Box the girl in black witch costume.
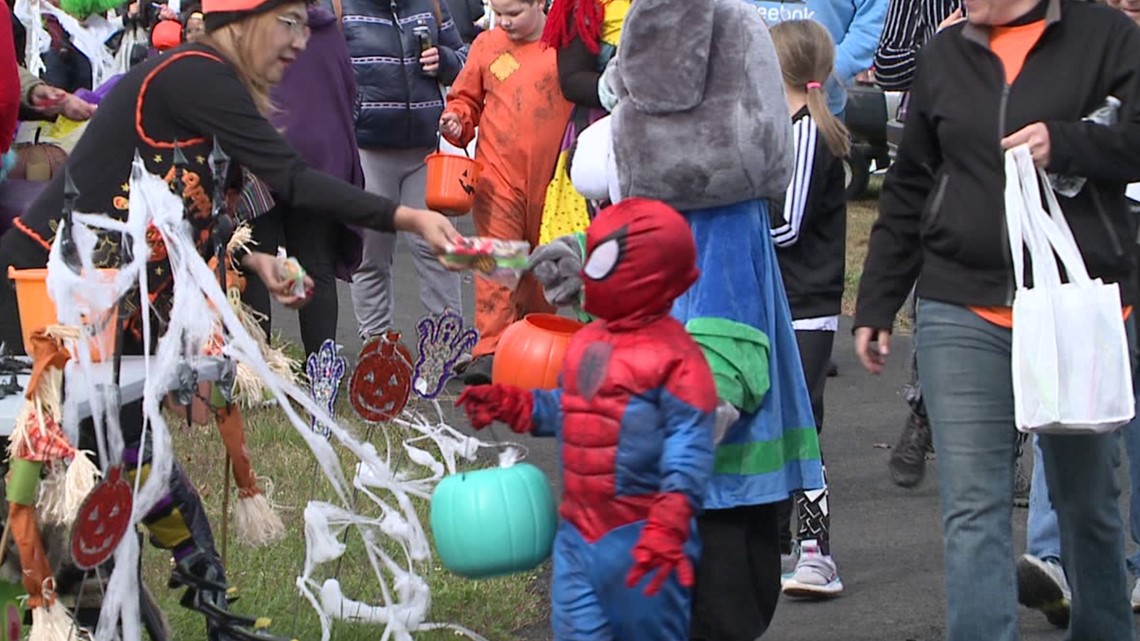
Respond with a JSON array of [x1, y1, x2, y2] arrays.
[[0, 0, 461, 636]]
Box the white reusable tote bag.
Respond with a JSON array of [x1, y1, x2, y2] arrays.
[[1006, 145, 1134, 435]]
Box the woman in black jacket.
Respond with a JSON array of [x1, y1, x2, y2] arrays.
[[0, 0, 458, 635], [854, 0, 1140, 638]]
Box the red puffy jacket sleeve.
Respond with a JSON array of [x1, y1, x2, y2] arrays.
[[0, 3, 20, 154]]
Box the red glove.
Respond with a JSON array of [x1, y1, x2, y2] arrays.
[[455, 384, 534, 433], [626, 492, 695, 596]]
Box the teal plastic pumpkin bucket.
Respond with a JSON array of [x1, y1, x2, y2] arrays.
[[430, 462, 557, 579]]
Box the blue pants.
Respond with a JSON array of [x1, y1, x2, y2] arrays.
[[916, 299, 1132, 641], [1027, 322, 1140, 578], [551, 520, 697, 641]]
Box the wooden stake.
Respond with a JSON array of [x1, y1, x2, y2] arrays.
[[0, 515, 12, 568], [220, 453, 231, 569]]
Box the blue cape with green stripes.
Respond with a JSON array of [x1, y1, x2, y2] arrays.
[[672, 198, 825, 508]]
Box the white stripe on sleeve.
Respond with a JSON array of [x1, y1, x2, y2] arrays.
[[771, 116, 818, 248]]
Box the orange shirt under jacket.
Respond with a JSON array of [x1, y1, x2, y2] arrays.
[[969, 20, 1130, 327]]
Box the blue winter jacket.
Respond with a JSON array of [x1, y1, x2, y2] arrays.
[[328, 0, 469, 150]]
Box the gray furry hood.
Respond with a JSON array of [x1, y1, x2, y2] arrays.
[[608, 0, 794, 210]]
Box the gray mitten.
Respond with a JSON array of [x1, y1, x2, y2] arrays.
[[714, 399, 740, 445], [528, 234, 584, 308]]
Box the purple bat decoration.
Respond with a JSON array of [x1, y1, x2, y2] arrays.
[[413, 309, 478, 399], [306, 339, 347, 437]]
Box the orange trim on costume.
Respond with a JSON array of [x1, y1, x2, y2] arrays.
[[970, 305, 1132, 329], [135, 51, 223, 150], [12, 217, 51, 251], [201, 0, 265, 13]]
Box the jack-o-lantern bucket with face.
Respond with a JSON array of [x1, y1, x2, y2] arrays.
[[424, 151, 482, 216], [430, 462, 557, 579]]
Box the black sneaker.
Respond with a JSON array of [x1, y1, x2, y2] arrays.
[[1013, 439, 1030, 508], [462, 355, 494, 386], [888, 409, 933, 488]]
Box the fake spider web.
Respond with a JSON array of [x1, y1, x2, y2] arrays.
[[45, 156, 524, 641]]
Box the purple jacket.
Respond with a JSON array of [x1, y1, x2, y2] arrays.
[[270, 5, 364, 279]]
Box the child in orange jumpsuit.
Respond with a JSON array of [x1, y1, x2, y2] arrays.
[[440, 0, 572, 384]]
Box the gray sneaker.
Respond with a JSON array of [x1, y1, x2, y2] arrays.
[[1017, 554, 1070, 628], [888, 409, 933, 488], [781, 540, 844, 599]]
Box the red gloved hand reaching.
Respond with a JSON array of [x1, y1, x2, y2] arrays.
[[455, 384, 534, 433], [626, 492, 695, 596]]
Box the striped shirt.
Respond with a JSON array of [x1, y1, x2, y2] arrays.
[[873, 0, 960, 91]]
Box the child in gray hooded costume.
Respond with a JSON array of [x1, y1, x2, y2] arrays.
[[531, 1, 825, 638]]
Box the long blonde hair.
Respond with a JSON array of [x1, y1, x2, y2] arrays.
[[770, 20, 850, 158], [199, 8, 291, 117]]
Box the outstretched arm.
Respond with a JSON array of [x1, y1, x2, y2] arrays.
[[442, 35, 487, 147]]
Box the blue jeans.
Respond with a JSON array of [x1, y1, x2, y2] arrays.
[[1027, 436, 1061, 561], [1027, 322, 1140, 577], [916, 299, 1132, 641], [1127, 420, 1140, 578]]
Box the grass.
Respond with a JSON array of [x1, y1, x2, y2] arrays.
[[137, 391, 548, 641], [843, 176, 912, 333]]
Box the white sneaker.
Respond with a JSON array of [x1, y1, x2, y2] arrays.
[[1131, 577, 1140, 613], [781, 540, 844, 598], [1016, 554, 1070, 628]]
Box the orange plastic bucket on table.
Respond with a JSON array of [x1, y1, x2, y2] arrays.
[[425, 151, 482, 216], [7, 266, 119, 362]]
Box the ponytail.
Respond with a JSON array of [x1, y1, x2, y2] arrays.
[[806, 82, 850, 158], [770, 20, 851, 159]]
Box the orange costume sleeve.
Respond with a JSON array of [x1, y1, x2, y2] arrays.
[[442, 28, 573, 358], [442, 37, 487, 149]]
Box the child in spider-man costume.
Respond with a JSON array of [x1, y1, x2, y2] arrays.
[[457, 197, 718, 641]]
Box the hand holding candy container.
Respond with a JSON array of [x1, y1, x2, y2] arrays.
[[441, 237, 531, 288]]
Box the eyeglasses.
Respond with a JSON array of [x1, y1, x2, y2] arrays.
[[276, 15, 311, 39]]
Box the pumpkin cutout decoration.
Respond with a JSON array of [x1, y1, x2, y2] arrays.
[[0, 580, 24, 641], [10, 143, 68, 182], [492, 314, 585, 390], [4, 604, 18, 641], [70, 465, 134, 570], [349, 331, 414, 423], [430, 462, 557, 579]]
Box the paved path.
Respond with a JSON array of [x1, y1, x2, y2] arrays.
[[270, 236, 1106, 641]]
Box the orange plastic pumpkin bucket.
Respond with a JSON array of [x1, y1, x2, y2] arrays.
[[425, 151, 481, 216], [492, 314, 585, 390], [7, 267, 119, 362]]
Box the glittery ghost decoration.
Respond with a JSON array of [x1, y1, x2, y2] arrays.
[[306, 339, 347, 437], [413, 309, 477, 399]]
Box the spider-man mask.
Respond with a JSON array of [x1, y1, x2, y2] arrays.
[[581, 198, 699, 326]]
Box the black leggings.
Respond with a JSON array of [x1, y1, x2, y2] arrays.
[[778, 329, 836, 554], [691, 502, 787, 641], [241, 204, 340, 357]]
